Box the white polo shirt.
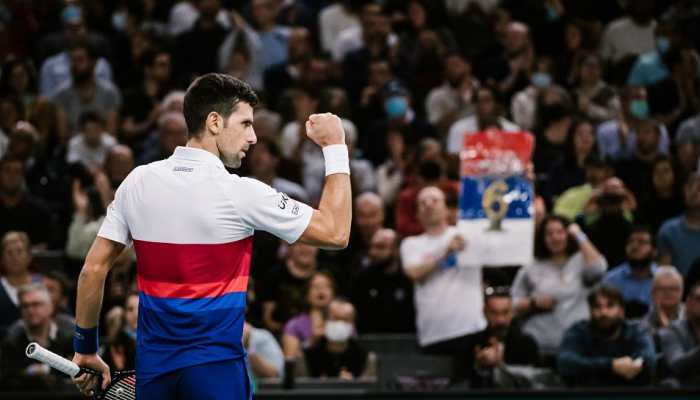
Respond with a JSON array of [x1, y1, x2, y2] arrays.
[[97, 146, 313, 382]]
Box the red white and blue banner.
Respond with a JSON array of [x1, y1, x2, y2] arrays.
[[457, 130, 535, 266]]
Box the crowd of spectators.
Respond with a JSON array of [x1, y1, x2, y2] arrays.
[[1, 0, 700, 393]]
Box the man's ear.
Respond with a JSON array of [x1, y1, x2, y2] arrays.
[[205, 111, 222, 136]]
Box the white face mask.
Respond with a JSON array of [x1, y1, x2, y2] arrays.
[[324, 320, 353, 343]]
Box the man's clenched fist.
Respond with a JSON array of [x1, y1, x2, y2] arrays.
[[305, 113, 345, 147]]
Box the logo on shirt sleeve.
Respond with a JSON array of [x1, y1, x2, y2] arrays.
[[278, 193, 290, 209]]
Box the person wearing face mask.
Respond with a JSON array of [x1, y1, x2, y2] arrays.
[[596, 86, 670, 161], [304, 299, 367, 379], [511, 56, 559, 131], [627, 21, 691, 87], [603, 227, 659, 318], [558, 285, 656, 387]]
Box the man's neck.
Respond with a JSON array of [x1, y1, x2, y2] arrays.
[[424, 223, 447, 236], [187, 136, 220, 159], [6, 272, 32, 287]]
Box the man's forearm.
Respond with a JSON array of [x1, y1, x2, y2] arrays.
[[75, 264, 110, 328], [317, 173, 352, 248]]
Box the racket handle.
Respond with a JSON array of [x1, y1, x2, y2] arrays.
[[26, 342, 81, 377]]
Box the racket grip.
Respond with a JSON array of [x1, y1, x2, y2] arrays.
[[26, 342, 81, 377]]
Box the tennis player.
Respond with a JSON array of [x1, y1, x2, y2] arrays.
[[71, 73, 351, 398]]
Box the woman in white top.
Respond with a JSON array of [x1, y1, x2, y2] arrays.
[[512, 214, 607, 354]]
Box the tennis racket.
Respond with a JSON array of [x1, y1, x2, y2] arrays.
[[25, 342, 136, 400]]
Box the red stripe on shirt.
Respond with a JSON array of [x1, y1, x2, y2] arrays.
[[133, 237, 253, 284], [138, 274, 249, 298]]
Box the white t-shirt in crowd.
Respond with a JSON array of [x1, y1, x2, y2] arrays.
[[600, 17, 656, 63], [66, 132, 117, 167], [400, 226, 486, 346]]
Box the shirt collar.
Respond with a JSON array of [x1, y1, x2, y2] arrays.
[[621, 262, 658, 278], [172, 146, 225, 170]]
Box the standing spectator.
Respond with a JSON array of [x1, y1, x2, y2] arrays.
[[49, 40, 122, 136], [659, 281, 700, 387], [173, 0, 229, 84], [0, 158, 53, 249], [596, 86, 670, 162], [425, 53, 479, 136], [352, 228, 415, 334], [282, 271, 336, 359], [0, 283, 73, 391], [319, 1, 361, 54], [572, 53, 621, 125], [558, 285, 656, 387], [65, 111, 117, 169], [400, 186, 486, 353], [259, 242, 319, 334], [657, 172, 700, 277], [512, 215, 607, 355], [455, 286, 540, 388], [637, 156, 685, 235], [640, 266, 685, 348], [0, 232, 43, 336], [447, 85, 519, 155], [603, 226, 659, 318], [600, 0, 657, 66], [304, 299, 368, 379]]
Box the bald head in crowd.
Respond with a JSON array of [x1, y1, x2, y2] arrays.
[[105, 144, 134, 188], [158, 112, 188, 157], [355, 192, 385, 245]]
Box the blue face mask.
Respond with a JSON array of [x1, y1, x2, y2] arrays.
[[531, 72, 552, 88], [123, 327, 136, 341], [384, 96, 408, 119], [112, 11, 127, 32], [656, 37, 670, 54], [629, 99, 649, 120]]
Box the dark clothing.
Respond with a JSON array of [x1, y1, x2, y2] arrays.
[[659, 319, 700, 386], [351, 263, 415, 334], [615, 157, 655, 204], [454, 326, 540, 387], [121, 85, 168, 144], [174, 19, 228, 84], [304, 338, 368, 378], [638, 193, 685, 235], [0, 284, 19, 338], [0, 195, 53, 247], [558, 320, 656, 387], [545, 158, 585, 202], [263, 63, 296, 110], [0, 321, 73, 391], [582, 213, 634, 268], [258, 264, 311, 327], [364, 117, 436, 167]]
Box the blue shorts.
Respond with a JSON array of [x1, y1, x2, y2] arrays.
[[137, 358, 251, 399]]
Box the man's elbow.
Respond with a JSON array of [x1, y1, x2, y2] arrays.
[[326, 231, 350, 250]]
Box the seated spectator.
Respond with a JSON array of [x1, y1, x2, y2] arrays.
[[249, 136, 308, 203], [0, 157, 53, 249], [282, 271, 336, 359], [553, 154, 614, 221], [455, 286, 539, 388], [318, 1, 360, 55], [572, 53, 620, 125], [532, 88, 573, 177], [259, 242, 319, 334], [641, 266, 685, 349], [558, 285, 656, 387], [104, 145, 135, 192], [596, 86, 670, 162], [600, 0, 656, 66], [304, 299, 367, 379], [546, 119, 598, 202], [604, 226, 658, 318], [65, 111, 116, 169], [49, 40, 121, 135], [400, 186, 485, 354], [615, 119, 664, 200], [102, 291, 137, 371], [244, 321, 285, 381], [447, 85, 519, 155], [512, 216, 607, 355], [637, 156, 685, 235], [0, 97, 22, 159], [65, 177, 107, 262], [657, 172, 700, 277], [337, 192, 385, 275], [136, 112, 189, 166], [510, 56, 558, 132], [580, 177, 637, 267], [659, 281, 700, 387], [42, 270, 75, 332], [425, 53, 479, 135], [352, 228, 415, 334], [264, 27, 315, 105], [0, 283, 73, 390], [249, 0, 291, 72], [627, 21, 676, 87], [0, 231, 43, 336], [375, 127, 408, 207]]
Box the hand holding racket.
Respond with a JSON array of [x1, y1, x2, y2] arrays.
[[26, 342, 136, 399]]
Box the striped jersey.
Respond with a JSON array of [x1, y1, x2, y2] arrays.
[[97, 146, 313, 383]]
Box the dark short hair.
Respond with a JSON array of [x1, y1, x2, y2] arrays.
[[43, 269, 72, 299], [587, 285, 625, 309], [78, 110, 103, 127], [69, 38, 97, 61], [534, 215, 578, 260], [627, 225, 653, 244], [484, 286, 511, 304], [183, 73, 258, 137]]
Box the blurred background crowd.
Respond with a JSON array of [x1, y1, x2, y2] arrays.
[[0, 0, 700, 394]]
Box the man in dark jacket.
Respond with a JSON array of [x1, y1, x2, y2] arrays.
[[659, 280, 700, 387]]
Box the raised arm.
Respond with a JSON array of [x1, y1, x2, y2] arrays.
[[298, 114, 352, 249]]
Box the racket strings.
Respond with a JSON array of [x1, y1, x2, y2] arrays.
[[102, 375, 136, 400]]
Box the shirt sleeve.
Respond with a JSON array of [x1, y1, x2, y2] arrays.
[[234, 177, 313, 244], [97, 172, 133, 246]]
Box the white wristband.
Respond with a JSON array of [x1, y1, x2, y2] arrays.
[[322, 144, 350, 176]]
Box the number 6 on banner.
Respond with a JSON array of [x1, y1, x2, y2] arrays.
[[25, 342, 136, 400]]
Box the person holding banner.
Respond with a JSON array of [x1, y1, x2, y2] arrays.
[[511, 215, 607, 359]]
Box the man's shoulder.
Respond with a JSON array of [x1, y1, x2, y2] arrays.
[[658, 215, 684, 235], [604, 263, 630, 282]]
